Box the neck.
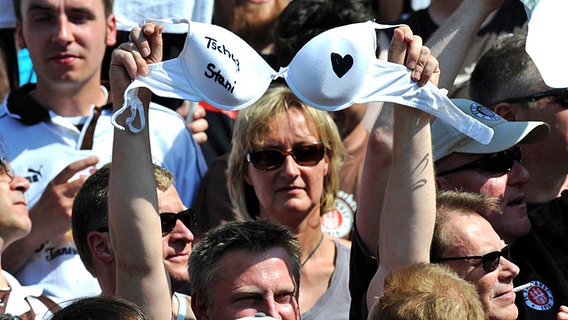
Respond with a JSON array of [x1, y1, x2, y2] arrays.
[[33, 77, 106, 117]]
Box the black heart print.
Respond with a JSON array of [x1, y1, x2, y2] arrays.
[[331, 53, 353, 78]]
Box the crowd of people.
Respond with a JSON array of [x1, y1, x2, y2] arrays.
[[0, 0, 567, 319]]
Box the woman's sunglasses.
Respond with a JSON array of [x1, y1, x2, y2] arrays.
[[433, 245, 510, 273], [98, 208, 196, 236], [437, 147, 522, 177], [246, 142, 325, 171]]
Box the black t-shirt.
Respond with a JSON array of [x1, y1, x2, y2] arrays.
[[512, 190, 568, 319]]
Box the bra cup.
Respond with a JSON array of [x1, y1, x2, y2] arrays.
[[284, 22, 377, 111], [183, 21, 276, 110]]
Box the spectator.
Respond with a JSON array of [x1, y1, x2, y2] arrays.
[[369, 263, 485, 320], [0, 0, 206, 303], [430, 190, 520, 320], [431, 99, 568, 319], [50, 295, 149, 320], [470, 32, 568, 207], [189, 220, 302, 320], [273, 0, 375, 239], [72, 163, 196, 320], [0, 138, 59, 317]]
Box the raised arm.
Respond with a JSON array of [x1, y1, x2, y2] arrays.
[[426, 0, 505, 89], [364, 27, 438, 310], [108, 22, 172, 319]]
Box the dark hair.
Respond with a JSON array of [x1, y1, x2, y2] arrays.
[[72, 163, 174, 274], [50, 295, 149, 320], [470, 31, 544, 108], [13, 0, 114, 22], [189, 220, 302, 305], [274, 0, 375, 67]]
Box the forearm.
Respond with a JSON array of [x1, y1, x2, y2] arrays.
[[426, 0, 503, 89], [110, 89, 171, 318]]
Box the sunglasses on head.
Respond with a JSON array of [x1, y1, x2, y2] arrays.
[[437, 147, 522, 177], [0, 157, 14, 181], [97, 208, 196, 236], [433, 245, 510, 273], [246, 142, 325, 171], [500, 87, 568, 108]]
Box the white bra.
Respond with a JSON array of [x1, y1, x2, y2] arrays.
[[112, 19, 493, 145]]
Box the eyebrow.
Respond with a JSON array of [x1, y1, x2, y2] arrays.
[[26, 3, 96, 18]]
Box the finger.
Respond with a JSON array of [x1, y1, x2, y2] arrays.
[[64, 174, 90, 198], [410, 45, 430, 82], [192, 132, 208, 145], [418, 56, 440, 87], [175, 101, 190, 119], [144, 23, 164, 64], [388, 27, 410, 64], [130, 26, 151, 58], [405, 35, 423, 71], [192, 104, 206, 120], [52, 156, 99, 185], [188, 118, 209, 134]]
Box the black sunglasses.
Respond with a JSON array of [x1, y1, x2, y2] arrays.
[[500, 87, 568, 107], [437, 147, 522, 177], [246, 142, 325, 171], [433, 245, 510, 273], [97, 208, 196, 236], [0, 157, 14, 181]]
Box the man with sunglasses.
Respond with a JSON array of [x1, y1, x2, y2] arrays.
[[431, 99, 568, 319], [470, 33, 568, 209], [71, 163, 197, 320]]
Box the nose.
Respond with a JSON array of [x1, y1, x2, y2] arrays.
[[280, 155, 300, 177], [169, 219, 195, 243], [53, 15, 74, 45], [507, 161, 530, 186], [500, 257, 520, 279], [12, 175, 30, 192], [258, 298, 282, 320]]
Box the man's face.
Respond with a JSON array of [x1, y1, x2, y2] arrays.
[[197, 247, 300, 320], [0, 160, 31, 247], [441, 214, 520, 320], [16, 0, 116, 88], [436, 150, 530, 243], [157, 185, 194, 292]]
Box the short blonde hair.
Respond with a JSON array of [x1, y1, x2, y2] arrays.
[[227, 85, 345, 220], [370, 263, 485, 320]]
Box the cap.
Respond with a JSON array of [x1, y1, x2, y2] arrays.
[[432, 99, 550, 161]]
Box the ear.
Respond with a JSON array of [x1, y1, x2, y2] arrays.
[[191, 293, 210, 320], [15, 20, 26, 49], [493, 102, 517, 121], [244, 168, 253, 185], [87, 231, 114, 265], [322, 155, 329, 176], [106, 14, 117, 46]]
